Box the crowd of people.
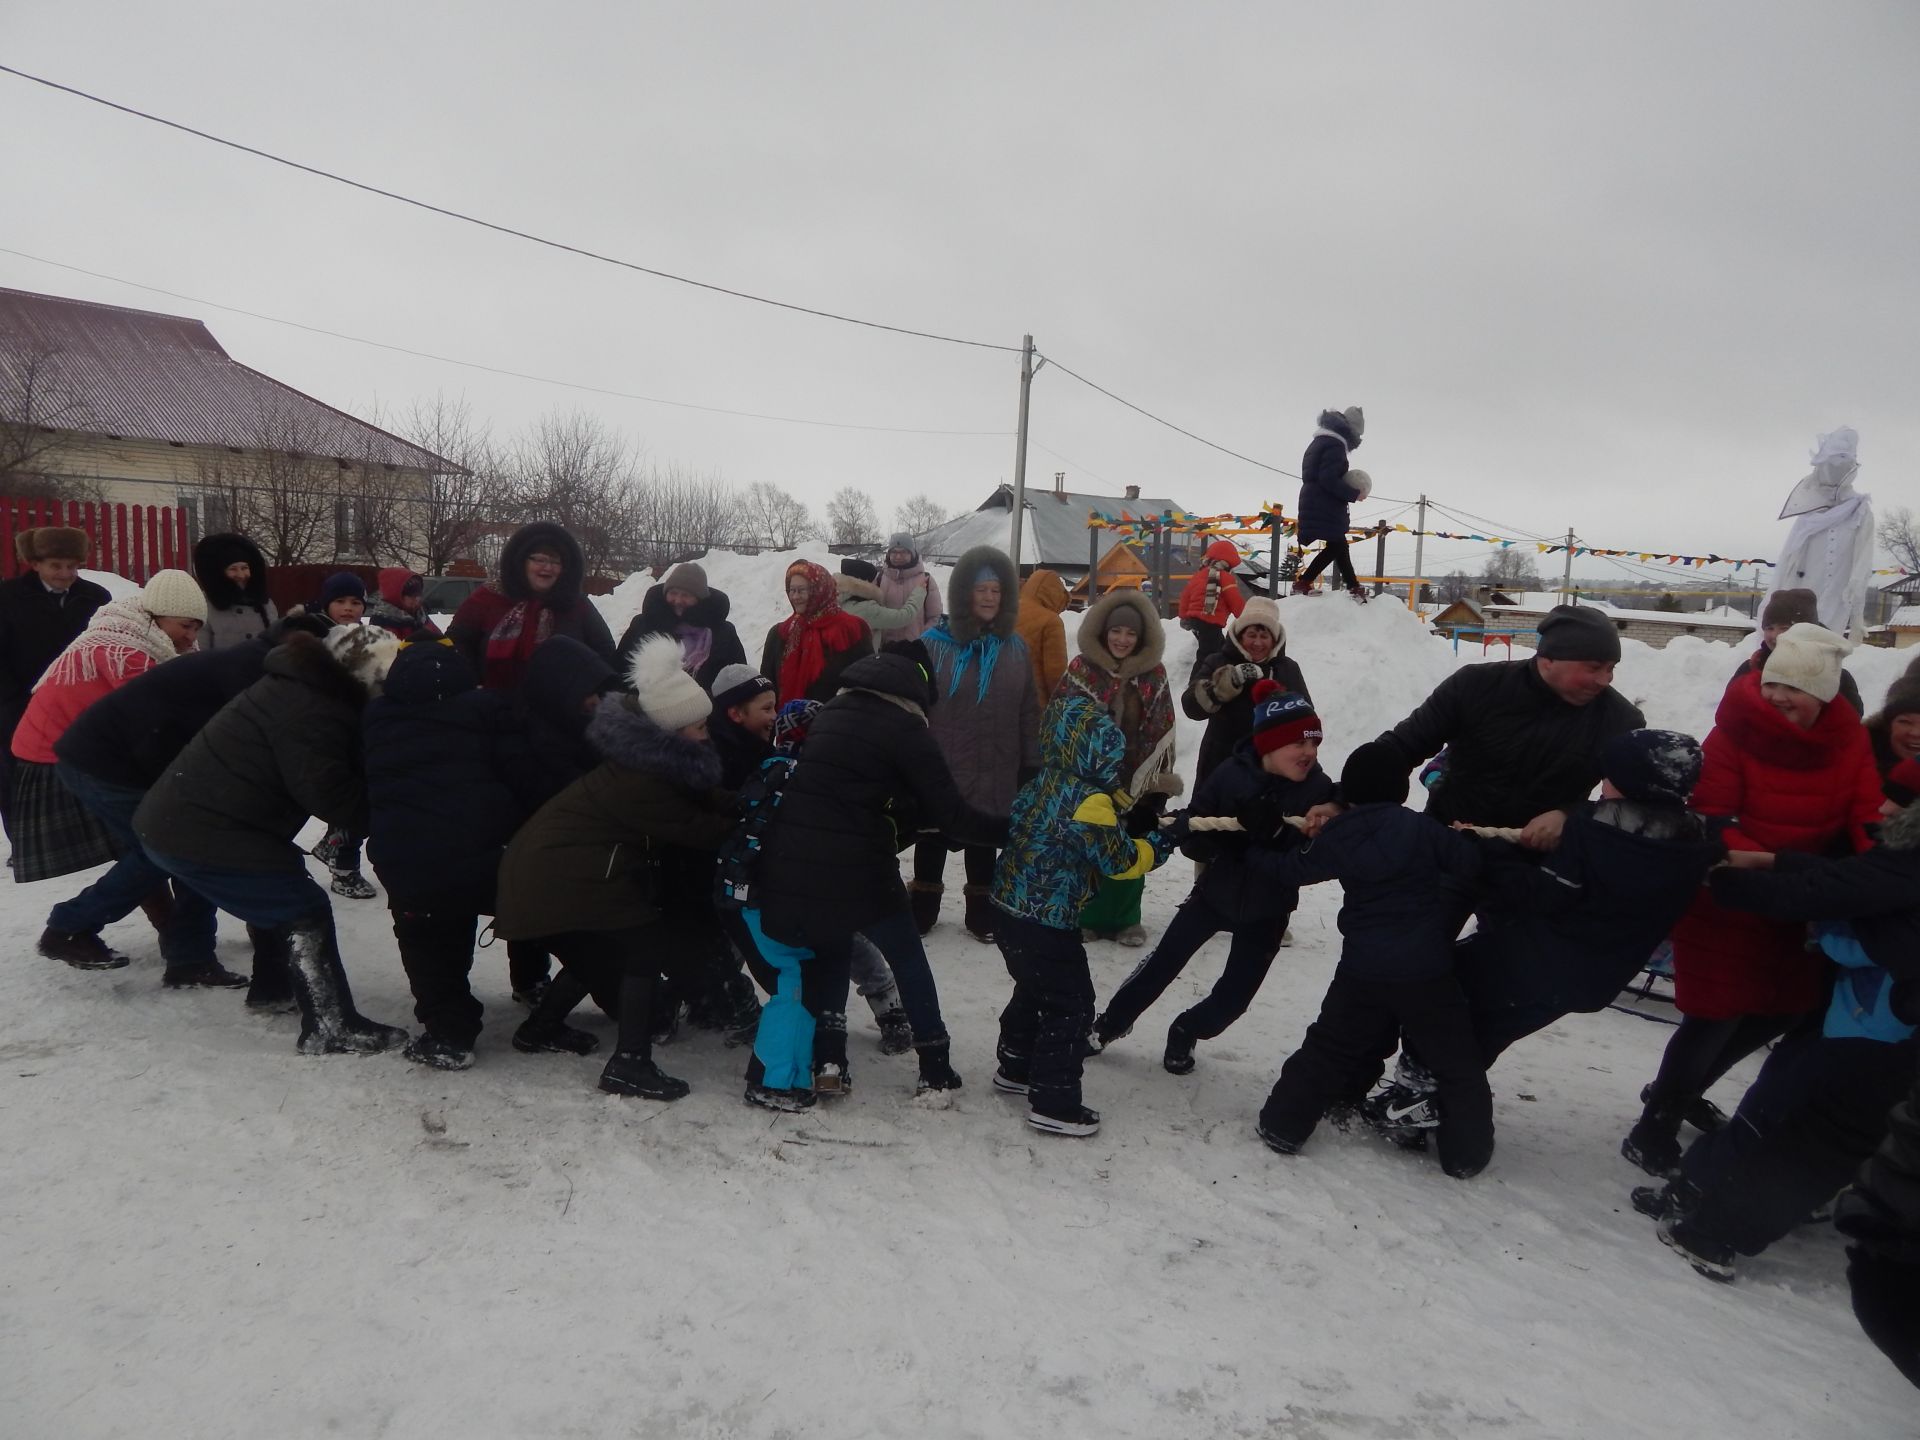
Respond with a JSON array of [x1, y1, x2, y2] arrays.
[[2, 480, 1917, 1386]]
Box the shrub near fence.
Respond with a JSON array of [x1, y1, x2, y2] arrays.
[[0, 496, 190, 585]]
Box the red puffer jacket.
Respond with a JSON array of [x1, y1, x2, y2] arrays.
[[1672, 669, 1883, 1019]]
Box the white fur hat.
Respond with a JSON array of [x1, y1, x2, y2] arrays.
[[1762, 622, 1851, 705], [139, 568, 208, 623], [323, 622, 400, 695], [627, 633, 713, 731]]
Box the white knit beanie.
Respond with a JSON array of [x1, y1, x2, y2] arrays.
[[139, 568, 209, 622], [1762, 622, 1851, 705], [627, 633, 713, 731]]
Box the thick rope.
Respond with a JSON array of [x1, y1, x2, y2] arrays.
[[1169, 815, 1524, 842]]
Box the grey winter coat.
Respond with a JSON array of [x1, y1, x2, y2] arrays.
[[921, 545, 1040, 818]]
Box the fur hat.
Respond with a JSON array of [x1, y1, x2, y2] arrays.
[[661, 562, 709, 600], [1761, 588, 1820, 630], [14, 527, 88, 565], [319, 572, 368, 608], [1763, 622, 1851, 705], [322, 622, 400, 695], [1536, 605, 1621, 663], [625, 632, 713, 731], [1882, 758, 1920, 809], [712, 662, 774, 712], [1603, 729, 1702, 806], [138, 568, 208, 623], [1339, 741, 1410, 807], [1233, 598, 1284, 647], [1249, 680, 1322, 756]]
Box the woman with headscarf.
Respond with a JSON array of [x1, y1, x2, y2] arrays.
[[760, 559, 870, 705], [1061, 590, 1179, 945], [909, 546, 1039, 942]]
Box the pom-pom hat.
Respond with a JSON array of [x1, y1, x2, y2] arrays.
[[1249, 679, 1321, 755]]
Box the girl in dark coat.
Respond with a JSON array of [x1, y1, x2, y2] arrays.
[[192, 532, 278, 650], [132, 627, 408, 1055], [1292, 406, 1370, 600], [447, 522, 616, 692], [754, 646, 1004, 1098], [613, 562, 747, 690], [1182, 599, 1312, 788], [760, 559, 870, 704], [495, 635, 734, 1101]]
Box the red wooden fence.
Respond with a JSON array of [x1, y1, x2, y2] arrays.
[[0, 497, 191, 585]]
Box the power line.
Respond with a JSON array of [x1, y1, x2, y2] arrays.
[[1037, 352, 1300, 480], [0, 65, 1021, 355], [0, 246, 1013, 438]]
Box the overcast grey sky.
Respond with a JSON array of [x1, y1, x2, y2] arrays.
[[4, 2, 1916, 586]]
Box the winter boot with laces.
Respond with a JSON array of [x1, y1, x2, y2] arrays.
[[599, 1051, 690, 1100], [909, 880, 943, 936], [513, 967, 599, 1054], [962, 885, 997, 943], [1658, 1215, 1736, 1282], [329, 867, 378, 900], [38, 927, 129, 970], [162, 960, 249, 989]]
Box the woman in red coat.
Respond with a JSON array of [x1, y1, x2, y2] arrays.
[[1623, 624, 1883, 1175]]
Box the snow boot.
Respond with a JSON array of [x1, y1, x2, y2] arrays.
[[813, 1060, 852, 1098], [1027, 1102, 1101, 1137], [245, 925, 295, 1011], [162, 960, 249, 989], [1163, 1021, 1197, 1075], [991, 1068, 1030, 1096], [909, 880, 943, 936], [404, 1032, 476, 1071], [874, 1008, 914, 1056], [914, 1040, 962, 1096], [744, 1082, 816, 1113], [38, 927, 128, 971], [1631, 1179, 1703, 1222], [329, 867, 377, 900], [1290, 579, 1314, 597], [1090, 1012, 1129, 1052], [310, 828, 346, 869], [1622, 1104, 1685, 1177], [1116, 923, 1148, 947], [1641, 1083, 1726, 1136], [1347, 585, 1370, 604], [1658, 1216, 1735, 1282], [1257, 1120, 1302, 1156], [599, 1051, 690, 1101], [285, 915, 407, 1055], [962, 884, 997, 943], [513, 967, 597, 1053]]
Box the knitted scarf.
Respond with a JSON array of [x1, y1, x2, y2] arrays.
[[1204, 565, 1222, 618], [774, 562, 866, 701], [33, 597, 179, 691]]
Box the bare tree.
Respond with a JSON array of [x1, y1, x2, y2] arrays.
[[1480, 547, 1543, 592], [825, 486, 881, 547], [1438, 569, 1471, 603], [893, 493, 951, 540], [0, 340, 105, 501], [1879, 506, 1920, 575], [739, 481, 815, 549], [375, 395, 505, 575], [508, 410, 641, 577], [191, 402, 343, 565], [626, 464, 740, 573]]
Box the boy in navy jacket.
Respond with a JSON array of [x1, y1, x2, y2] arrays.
[[1094, 682, 1334, 1073], [1255, 742, 1493, 1177]]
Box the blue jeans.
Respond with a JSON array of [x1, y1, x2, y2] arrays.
[[49, 765, 218, 969], [140, 848, 333, 932]]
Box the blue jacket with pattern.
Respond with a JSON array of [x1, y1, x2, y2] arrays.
[[991, 692, 1173, 930]]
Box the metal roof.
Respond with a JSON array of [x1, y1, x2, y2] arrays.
[[0, 286, 461, 473], [917, 483, 1196, 569]]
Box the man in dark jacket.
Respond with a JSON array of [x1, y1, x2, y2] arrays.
[[756, 646, 1004, 1096], [133, 627, 408, 1056], [365, 640, 543, 1070], [1374, 604, 1645, 846], [1094, 683, 1335, 1071], [446, 522, 615, 691], [1255, 743, 1493, 1178], [1182, 599, 1311, 787], [613, 562, 747, 692], [1293, 406, 1369, 599], [0, 526, 110, 844]]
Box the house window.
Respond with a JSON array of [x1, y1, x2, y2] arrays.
[[334, 498, 374, 560], [183, 492, 235, 541]]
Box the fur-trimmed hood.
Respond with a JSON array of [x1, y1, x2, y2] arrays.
[[1315, 409, 1361, 450], [261, 630, 381, 711], [587, 698, 724, 789], [944, 544, 1020, 643], [193, 532, 270, 609], [1076, 588, 1166, 679], [499, 522, 589, 607], [1881, 798, 1920, 852]]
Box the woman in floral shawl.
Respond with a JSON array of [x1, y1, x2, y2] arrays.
[[760, 560, 871, 705], [1062, 588, 1178, 945]]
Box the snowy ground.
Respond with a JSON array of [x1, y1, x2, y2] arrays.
[[2, 556, 1912, 1438]]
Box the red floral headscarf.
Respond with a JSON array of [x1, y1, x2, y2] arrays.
[[775, 561, 867, 702]]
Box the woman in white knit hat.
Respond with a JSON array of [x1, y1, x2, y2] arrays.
[[9, 569, 224, 976]]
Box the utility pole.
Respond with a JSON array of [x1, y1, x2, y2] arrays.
[[1373, 521, 1388, 598], [1561, 527, 1576, 602], [1007, 335, 1039, 572], [1410, 494, 1428, 612]]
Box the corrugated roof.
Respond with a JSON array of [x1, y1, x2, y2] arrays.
[[0, 287, 460, 473], [918, 483, 1196, 569]]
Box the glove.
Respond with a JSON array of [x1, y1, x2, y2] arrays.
[[1158, 810, 1191, 845], [1123, 792, 1168, 836], [1847, 1247, 1920, 1387]]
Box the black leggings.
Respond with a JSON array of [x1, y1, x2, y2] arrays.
[[1647, 1013, 1800, 1110], [1299, 536, 1358, 590]]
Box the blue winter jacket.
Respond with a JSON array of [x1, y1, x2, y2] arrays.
[[1819, 925, 1916, 1044], [1269, 802, 1483, 981], [991, 692, 1173, 931], [1184, 745, 1336, 923], [1295, 410, 1364, 546]]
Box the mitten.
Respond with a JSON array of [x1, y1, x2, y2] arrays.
[[1123, 792, 1169, 837], [1211, 664, 1247, 700]]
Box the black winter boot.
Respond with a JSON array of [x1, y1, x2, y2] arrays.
[[37, 927, 129, 971], [244, 925, 295, 1011], [1163, 1021, 1197, 1076], [285, 916, 407, 1055], [962, 885, 997, 943], [915, 1040, 962, 1097], [513, 967, 599, 1054], [1622, 1102, 1686, 1177], [598, 971, 688, 1099], [909, 881, 943, 936]]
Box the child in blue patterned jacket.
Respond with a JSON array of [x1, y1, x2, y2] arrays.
[[989, 691, 1185, 1136]]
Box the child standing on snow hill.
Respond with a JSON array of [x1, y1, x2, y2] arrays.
[[1093, 682, 1334, 1072], [990, 692, 1185, 1137], [1292, 405, 1371, 600], [1176, 538, 1246, 646], [1254, 741, 1492, 1177]]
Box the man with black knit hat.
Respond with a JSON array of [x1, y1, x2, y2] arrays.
[[1373, 603, 1644, 849]]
